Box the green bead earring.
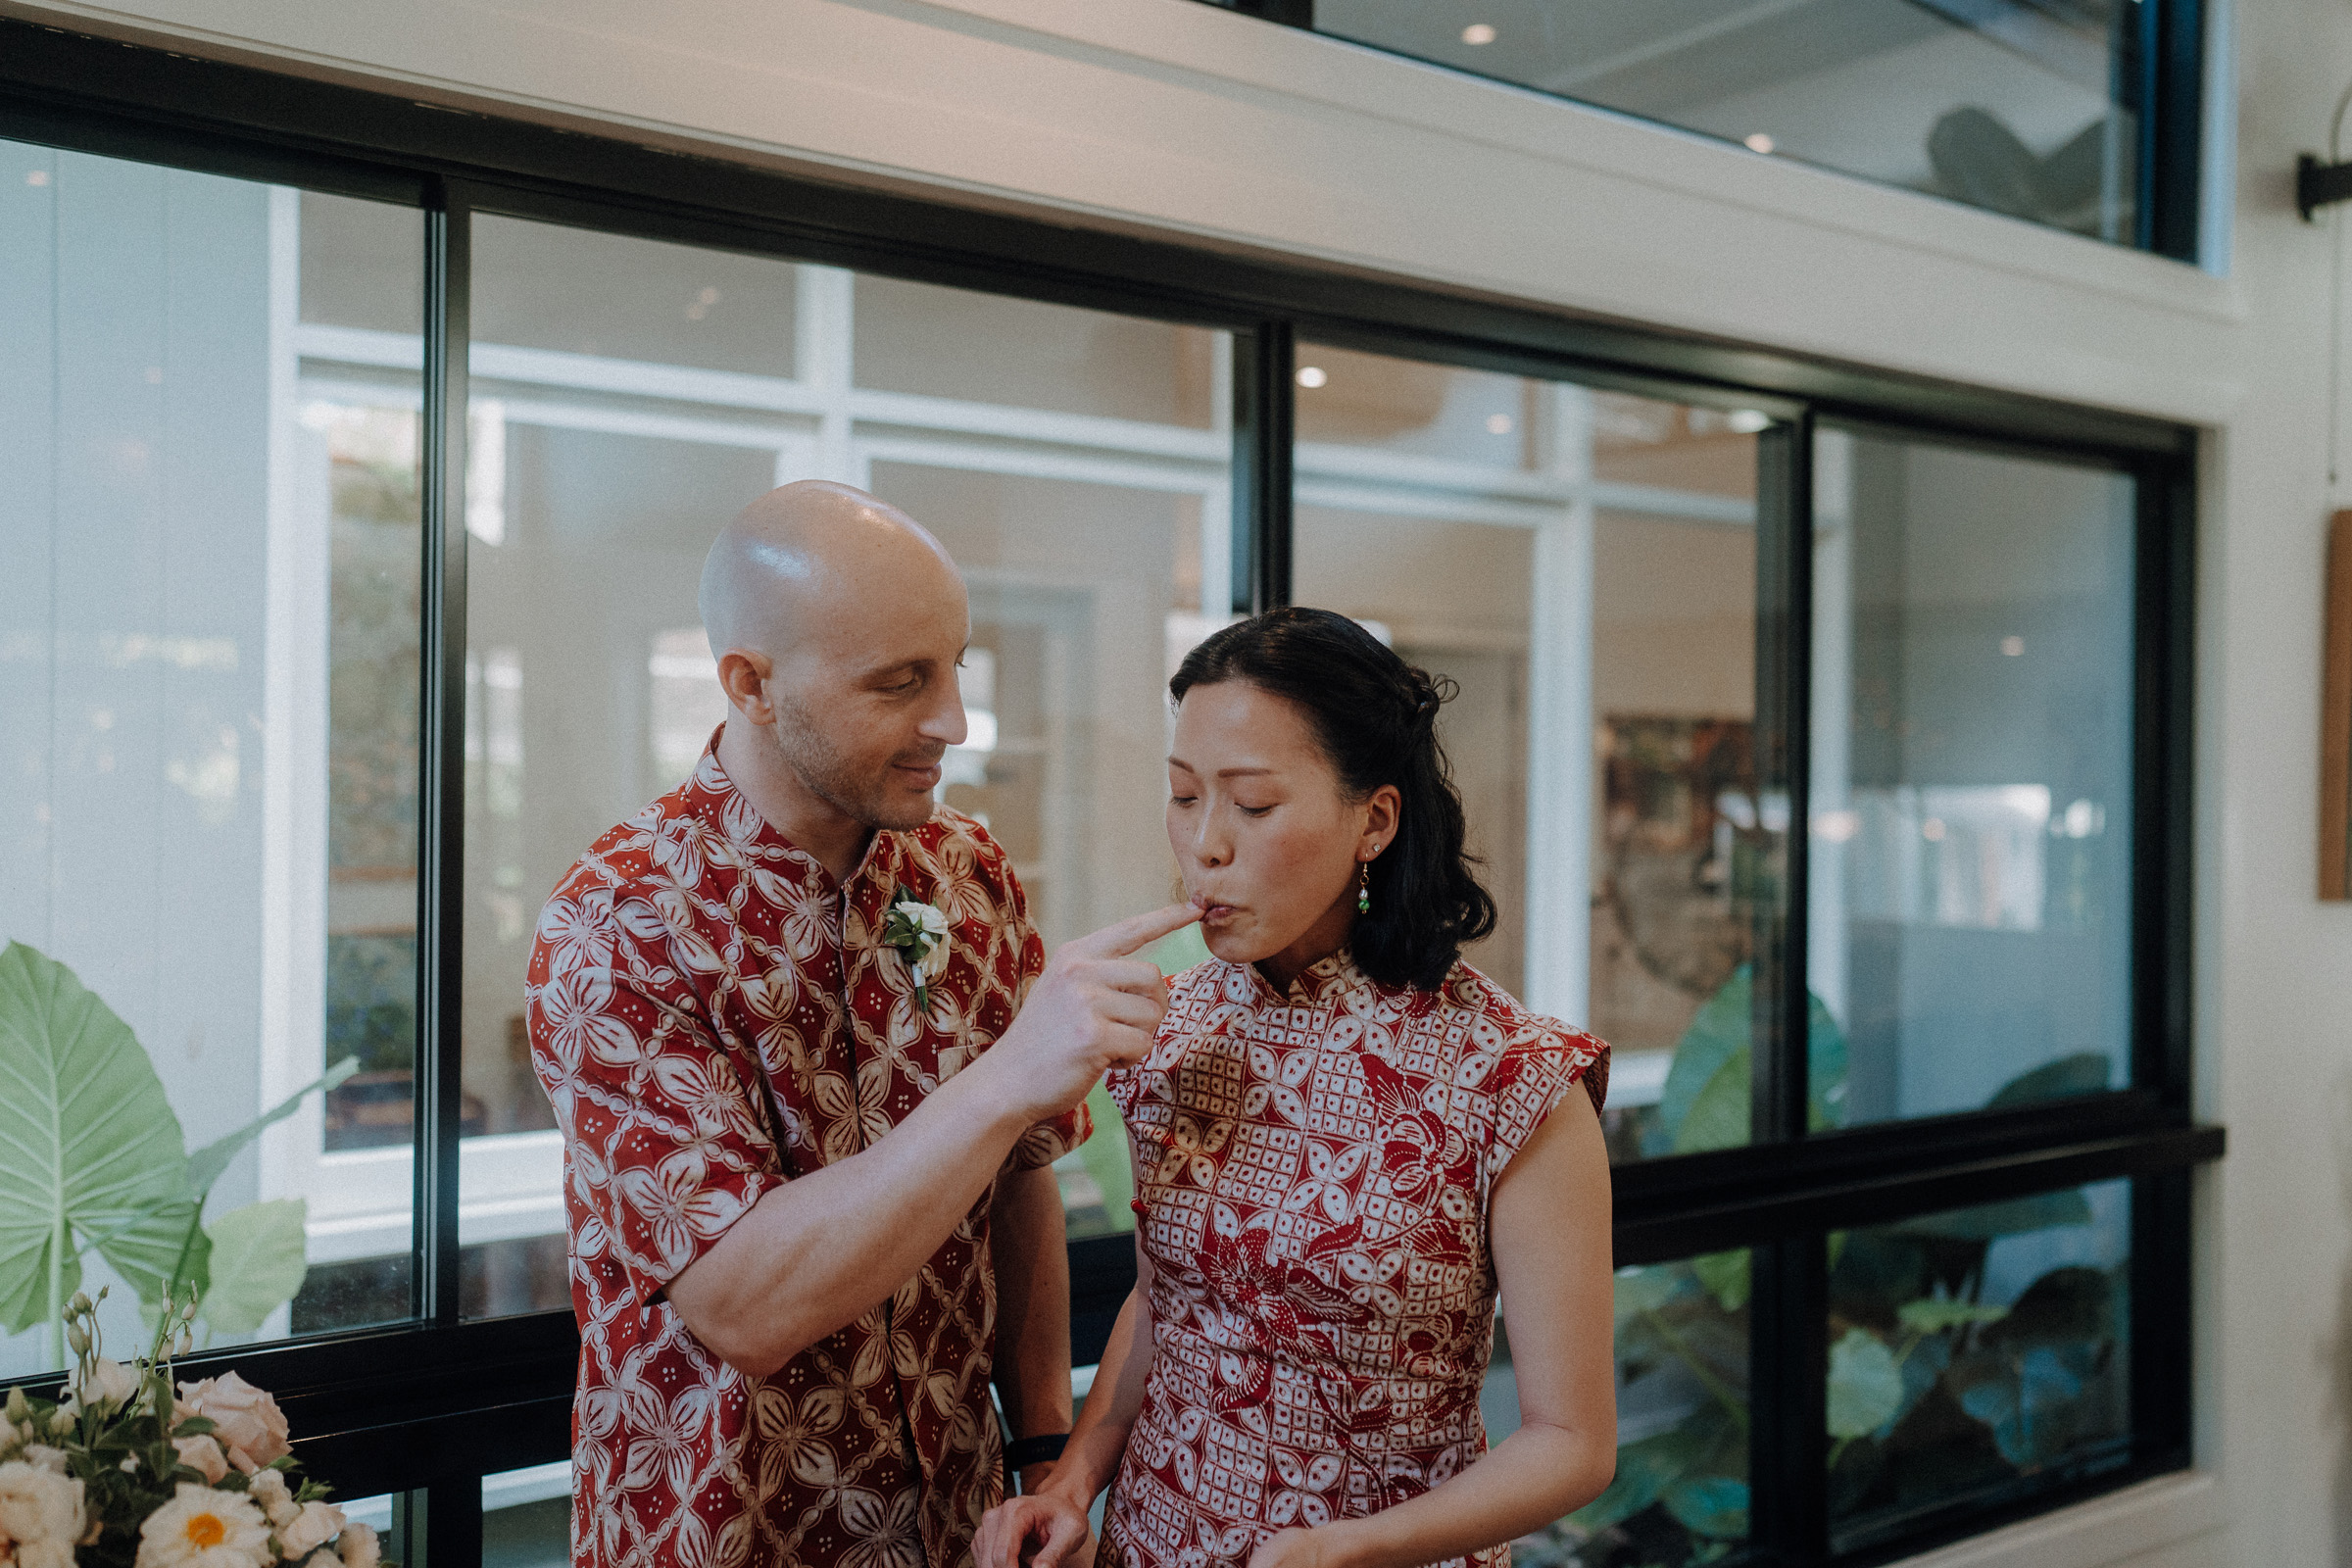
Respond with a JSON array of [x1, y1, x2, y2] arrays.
[[1356, 860, 1372, 915]]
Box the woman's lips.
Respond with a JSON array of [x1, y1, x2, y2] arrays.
[[1195, 898, 1239, 923]]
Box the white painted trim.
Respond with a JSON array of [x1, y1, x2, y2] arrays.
[[1523, 384, 1596, 1026]]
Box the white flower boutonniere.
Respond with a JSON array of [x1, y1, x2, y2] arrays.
[[881, 886, 954, 1015]]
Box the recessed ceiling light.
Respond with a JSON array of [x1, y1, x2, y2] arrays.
[[2001, 635, 2026, 657], [25, 170, 50, 187], [1744, 132, 1777, 154], [1296, 366, 1328, 389], [1486, 414, 1514, 434], [1727, 410, 1770, 434], [1462, 23, 1497, 45]]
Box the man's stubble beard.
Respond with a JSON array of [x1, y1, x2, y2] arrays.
[[770, 691, 937, 833]]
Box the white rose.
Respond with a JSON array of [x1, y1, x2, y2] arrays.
[[134, 1482, 271, 1568], [273, 1501, 344, 1560], [19, 1446, 67, 1476], [0, 1459, 85, 1546], [336, 1521, 379, 1568], [59, 1357, 140, 1415], [19, 1538, 75, 1568], [246, 1469, 295, 1527]]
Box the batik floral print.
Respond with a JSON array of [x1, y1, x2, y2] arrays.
[[1101, 954, 1607, 1568], [528, 740, 1085, 1568]]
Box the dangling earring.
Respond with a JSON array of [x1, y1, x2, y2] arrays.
[[1356, 860, 1372, 915]]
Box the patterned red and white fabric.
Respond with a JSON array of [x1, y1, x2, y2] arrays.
[[1100, 953, 1607, 1568], [527, 740, 1086, 1568]]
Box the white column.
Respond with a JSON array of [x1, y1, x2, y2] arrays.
[[1523, 384, 1594, 1025], [796, 264, 858, 483], [1808, 427, 1854, 1028], [257, 186, 332, 1230]]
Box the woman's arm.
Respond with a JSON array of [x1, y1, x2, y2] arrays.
[[975, 1238, 1161, 1568], [992, 1164, 1076, 1495], [1252, 1090, 1618, 1568]]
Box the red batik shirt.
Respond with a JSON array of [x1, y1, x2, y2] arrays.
[[527, 742, 1086, 1568], [1100, 953, 1606, 1568]]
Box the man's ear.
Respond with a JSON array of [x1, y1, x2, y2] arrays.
[[715, 649, 774, 723]]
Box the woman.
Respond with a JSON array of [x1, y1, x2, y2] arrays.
[[977, 608, 1617, 1568]]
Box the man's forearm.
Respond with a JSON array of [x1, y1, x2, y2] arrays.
[[665, 1054, 1036, 1377], [991, 1163, 1074, 1487]]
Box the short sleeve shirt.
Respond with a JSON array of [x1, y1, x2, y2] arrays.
[[1098, 952, 1605, 1568], [527, 743, 1087, 1568]]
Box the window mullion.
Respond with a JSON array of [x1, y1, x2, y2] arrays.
[[1232, 322, 1295, 613], [416, 183, 473, 1327]]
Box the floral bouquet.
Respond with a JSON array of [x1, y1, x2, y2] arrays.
[[0, 1289, 389, 1568]]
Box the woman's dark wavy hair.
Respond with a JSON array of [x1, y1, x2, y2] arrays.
[[1170, 607, 1496, 992]]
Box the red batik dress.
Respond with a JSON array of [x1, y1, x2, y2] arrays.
[[526, 741, 1086, 1568], [1099, 952, 1607, 1568]]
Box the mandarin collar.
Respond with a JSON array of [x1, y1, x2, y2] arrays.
[[1226, 948, 1370, 1010]]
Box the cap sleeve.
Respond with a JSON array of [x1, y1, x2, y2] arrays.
[[1483, 1024, 1610, 1182]]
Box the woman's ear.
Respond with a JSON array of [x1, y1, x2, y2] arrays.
[[715, 648, 775, 723], [1361, 783, 1403, 858]]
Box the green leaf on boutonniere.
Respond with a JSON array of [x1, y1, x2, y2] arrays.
[[880, 885, 954, 1016]]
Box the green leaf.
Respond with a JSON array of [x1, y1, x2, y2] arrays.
[[1655, 968, 1749, 1148], [1661, 1475, 1750, 1540], [1674, 1048, 1751, 1154], [194, 1200, 309, 1339], [184, 1057, 361, 1199], [0, 943, 196, 1333], [1691, 1250, 1751, 1312], [1985, 1052, 2112, 1109], [1612, 1263, 1683, 1329], [1897, 1189, 2092, 1241], [1897, 1297, 2011, 1336], [1827, 1328, 1904, 1438]]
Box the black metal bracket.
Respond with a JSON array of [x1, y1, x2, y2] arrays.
[[2299, 153, 2352, 220]]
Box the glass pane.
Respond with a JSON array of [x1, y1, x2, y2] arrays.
[[0, 144, 421, 1367], [860, 459, 1212, 1244], [854, 274, 1221, 427], [1828, 1181, 2132, 1544], [1500, 1250, 1752, 1566], [1314, 0, 2147, 247], [464, 216, 795, 1316], [1808, 427, 2133, 1124], [471, 216, 798, 376], [1292, 347, 1766, 1164], [484, 1461, 572, 1568], [465, 222, 1232, 1276]]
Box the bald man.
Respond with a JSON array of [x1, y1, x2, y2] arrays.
[[527, 482, 1197, 1568]]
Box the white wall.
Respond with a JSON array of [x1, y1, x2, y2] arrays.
[[7, 0, 2349, 1561]]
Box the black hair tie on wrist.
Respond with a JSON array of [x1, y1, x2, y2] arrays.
[[1004, 1434, 1068, 1470]]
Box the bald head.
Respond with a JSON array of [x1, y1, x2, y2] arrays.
[[700, 480, 962, 663]]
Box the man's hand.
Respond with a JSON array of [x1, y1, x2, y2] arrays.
[[976, 904, 1200, 1125], [975, 1489, 1094, 1568]]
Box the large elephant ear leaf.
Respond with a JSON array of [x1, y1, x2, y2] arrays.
[[0, 943, 193, 1333]]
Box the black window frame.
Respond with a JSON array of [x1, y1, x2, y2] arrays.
[[0, 19, 2219, 1566], [1195, 0, 2208, 264]]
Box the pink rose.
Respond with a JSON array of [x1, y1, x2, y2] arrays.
[[170, 1433, 229, 1484], [173, 1373, 290, 1473]]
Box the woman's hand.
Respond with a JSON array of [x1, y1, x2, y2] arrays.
[[974, 1490, 1094, 1568], [1246, 1527, 1344, 1568]]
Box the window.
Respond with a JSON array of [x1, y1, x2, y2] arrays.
[[1206, 0, 2204, 258], [0, 21, 2212, 1567]]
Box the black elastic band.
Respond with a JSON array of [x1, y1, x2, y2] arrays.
[[1004, 1434, 1068, 1470]]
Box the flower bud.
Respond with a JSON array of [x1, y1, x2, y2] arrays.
[[67, 1293, 91, 1317], [66, 1325, 89, 1357], [4, 1388, 27, 1424]]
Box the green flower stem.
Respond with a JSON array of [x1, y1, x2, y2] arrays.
[[1641, 1306, 1750, 1436]]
